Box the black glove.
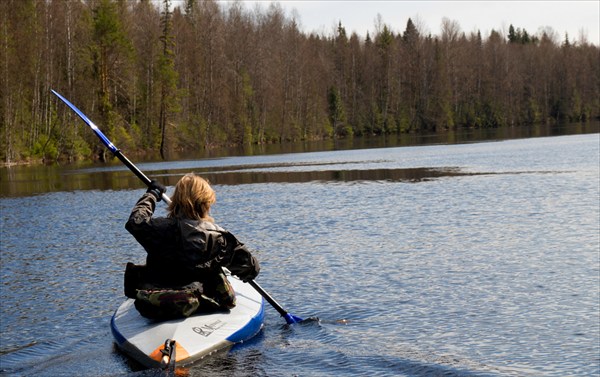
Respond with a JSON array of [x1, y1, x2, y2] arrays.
[[146, 180, 166, 201], [233, 255, 260, 283], [228, 249, 260, 283], [221, 232, 260, 282]]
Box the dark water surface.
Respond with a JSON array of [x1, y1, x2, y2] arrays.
[[1, 132, 599, 376]]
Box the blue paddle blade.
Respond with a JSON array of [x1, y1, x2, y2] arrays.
[[51, 90, 118, 154], [283, 313, 304, 324], [248, 280, 305, 325]]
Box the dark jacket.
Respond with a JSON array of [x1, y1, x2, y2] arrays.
[[125, 193, 259, 287]]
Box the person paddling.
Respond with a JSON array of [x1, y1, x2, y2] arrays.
[[124, 173, 260, 319]]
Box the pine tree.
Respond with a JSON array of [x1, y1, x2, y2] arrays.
[[328, 86, 348, 137], [158, 0, 180, 159], [91, 0, 132, 160]]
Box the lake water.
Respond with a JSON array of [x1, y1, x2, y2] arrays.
[[1, 132, 599, 376]]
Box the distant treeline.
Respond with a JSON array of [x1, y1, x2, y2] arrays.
[[1, 0, 599, 163]]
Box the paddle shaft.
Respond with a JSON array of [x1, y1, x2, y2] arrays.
[[248, 280, 303, 324], [248, 280, 288, 317]]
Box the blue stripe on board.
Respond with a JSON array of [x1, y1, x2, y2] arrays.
[[226, 300, 265, 343], [110, 313, 127, 345]]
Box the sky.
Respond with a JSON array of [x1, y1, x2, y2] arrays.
[[214, 0, 600, 45]]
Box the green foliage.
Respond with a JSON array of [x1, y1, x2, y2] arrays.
[[327, 86, 348, 136], [397, 109, 411, 133], [403, 18, 419, 44], [32, 135, 59, 161], [386, 113, 397, 134], [524, 97, 542, 125], [113, 123, 136, 151], [437, 99, 455, 130], [91, 0, 134, 125], [370, 102, 384, 134], [157, 0, 182, 157], [508, 25, 539, 45], [243, 122, 254, 145], [569, 90, 594, 122], [91, 0, 132, 67], [322, 119, 334, 139], [480, 101, 505, 128], [461, 102, 481, 128], [72, 138, 93, 160], [377, 25, 393, 50]]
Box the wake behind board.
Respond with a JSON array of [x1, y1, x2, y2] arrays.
[[110, 276, 264, 368]]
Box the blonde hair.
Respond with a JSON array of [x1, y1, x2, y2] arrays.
[[168, 173, 216, 222]]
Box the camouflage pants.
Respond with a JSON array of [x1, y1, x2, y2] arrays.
[[200, 271, 236, 310], [134, 272, 236, 320]]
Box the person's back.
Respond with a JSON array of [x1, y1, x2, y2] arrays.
[[124, 173, 260, 319]]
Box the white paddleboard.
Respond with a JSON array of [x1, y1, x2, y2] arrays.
[[110, 276, 264, 368]]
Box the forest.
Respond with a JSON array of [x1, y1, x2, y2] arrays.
[[1, 0, 599, 164]]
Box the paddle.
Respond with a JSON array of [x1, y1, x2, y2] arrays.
[[248, 280, 303, 324], [51, 89, 304, 325]]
